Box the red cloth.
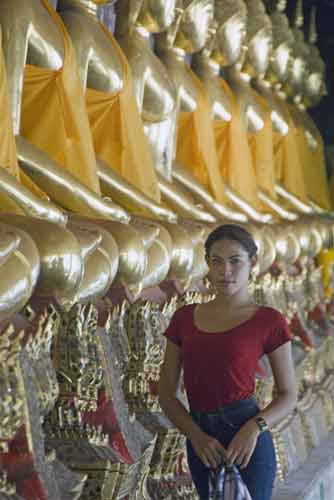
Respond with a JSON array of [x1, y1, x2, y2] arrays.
[[83, 389, 133, 464], [164, 305, 292, 412]]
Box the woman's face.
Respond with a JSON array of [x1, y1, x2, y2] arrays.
[[207, 239, 252, 297]]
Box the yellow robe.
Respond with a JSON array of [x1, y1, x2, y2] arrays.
[[176, 69, 228, 205], [21, 0, 101, 196], [85, 24, 161, 208], [0, 37, 48, 212], [248, 92, 277, 201], [273, 100, 309, 204], [0, 44, 20, 181], [292, 108, 331, 210], [213, 79, 262, 211]]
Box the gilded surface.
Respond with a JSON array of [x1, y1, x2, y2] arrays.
[[0, 1, 334, 499]]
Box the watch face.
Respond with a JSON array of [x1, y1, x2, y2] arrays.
[[256, 416, 268, 432]]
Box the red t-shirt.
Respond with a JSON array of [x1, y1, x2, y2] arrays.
[[164, 304, 292, 412]]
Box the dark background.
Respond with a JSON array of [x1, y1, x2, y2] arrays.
[[283, 0, 334, 151]]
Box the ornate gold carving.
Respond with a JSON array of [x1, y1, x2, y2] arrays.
[[0, 471, 17, 496], [25, 304, 60, 417], [0, 324, 25, 451], [47, 303, 108, 447]]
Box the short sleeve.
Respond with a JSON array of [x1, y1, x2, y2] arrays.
[[263, 310, 292, 355], [163, 308, 184, 347]]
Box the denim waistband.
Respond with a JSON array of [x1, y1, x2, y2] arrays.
[[190, 396, 258, 420]]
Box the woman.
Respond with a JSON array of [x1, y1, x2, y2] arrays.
[[158, 224, 297, 500]]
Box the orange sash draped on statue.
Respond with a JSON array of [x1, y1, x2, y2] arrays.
[[293, 110, 331, 210], [273, 101, 308, 204], [85, 24, 161, 206], [21, 0, 101, 195], [0, 37, 48, 211], [176, 69, 228, 205], [0, 43, 20, 180], [248, 92, 277, 200], [213, 79, 262, 211]]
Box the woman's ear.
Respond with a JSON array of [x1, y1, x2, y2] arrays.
[[249, 255, 259, 278], [250, 255, 257, 269]]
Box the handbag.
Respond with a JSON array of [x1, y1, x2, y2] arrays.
[[208, 462, 252, 500]]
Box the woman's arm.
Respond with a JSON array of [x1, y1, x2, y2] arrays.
[[225, 341, 297, 469], [255, 341, 298, 427], [159, 339, 225, 468]]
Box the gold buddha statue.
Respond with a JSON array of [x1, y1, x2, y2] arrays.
[[252, 4, 314, 214], [0, 223, 40, 323], [299, 42, 331, 211], [219, 0, 300, 220], [114, 0, 225, 224], [0, 0, 129, 222], [57, 0, 205, 293], [154, 0, 251, 223], [0, 19, 94, 304], [58, 0, 182, 225], [283, 1, 331, 211], [0, 0, 123, 306], [0, 0, 169, 300], [0, 24, 67, 226], [113, 0, 229, 288], [191, 0, 278, 222]]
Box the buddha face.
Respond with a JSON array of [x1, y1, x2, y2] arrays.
[[304, 47, 326, 105], [305, 72, 322, 102], [174, 0, 214, 53], [247, 25, 272, 77], [286, 29, 309, 94], [212, 0, 247, 66], [273, 0, 287, 10], [268, 13, 293, 83], [137, 0, 177, 32], [289, 56, 307, 93], [215, 13, 246, 66], [270, 42, 291, 82]]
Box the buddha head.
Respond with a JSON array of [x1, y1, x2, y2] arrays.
[[115, 0, 176, 35], [285, 28, 309, 97], [156, 0, 214, 53], [242, 0, 273, 78], [204, 0, 247, 67], [268, 0, 287, 12], [304, 45, 326, 107], [267, 12, 293, 84]]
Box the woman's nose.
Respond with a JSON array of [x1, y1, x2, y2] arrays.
[[221, 262, 232, 275]]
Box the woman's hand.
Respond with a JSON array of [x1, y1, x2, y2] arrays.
[[189, 428, 226, 469], [225, 419, 260, 469]]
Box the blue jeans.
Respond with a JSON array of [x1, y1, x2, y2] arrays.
[[187, 397, 276, 500]]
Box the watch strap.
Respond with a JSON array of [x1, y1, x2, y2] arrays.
[[254, 416, 269, 433]]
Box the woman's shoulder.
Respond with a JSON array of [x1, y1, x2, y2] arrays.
[[256, 306, 288, 325], [164, 304, 196, 345], [172, 303, 196, 321]]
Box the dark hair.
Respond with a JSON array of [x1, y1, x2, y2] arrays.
[[205, 224, 258, 259]]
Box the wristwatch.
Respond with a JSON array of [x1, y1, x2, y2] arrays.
[[254, 416, 269, 433]]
